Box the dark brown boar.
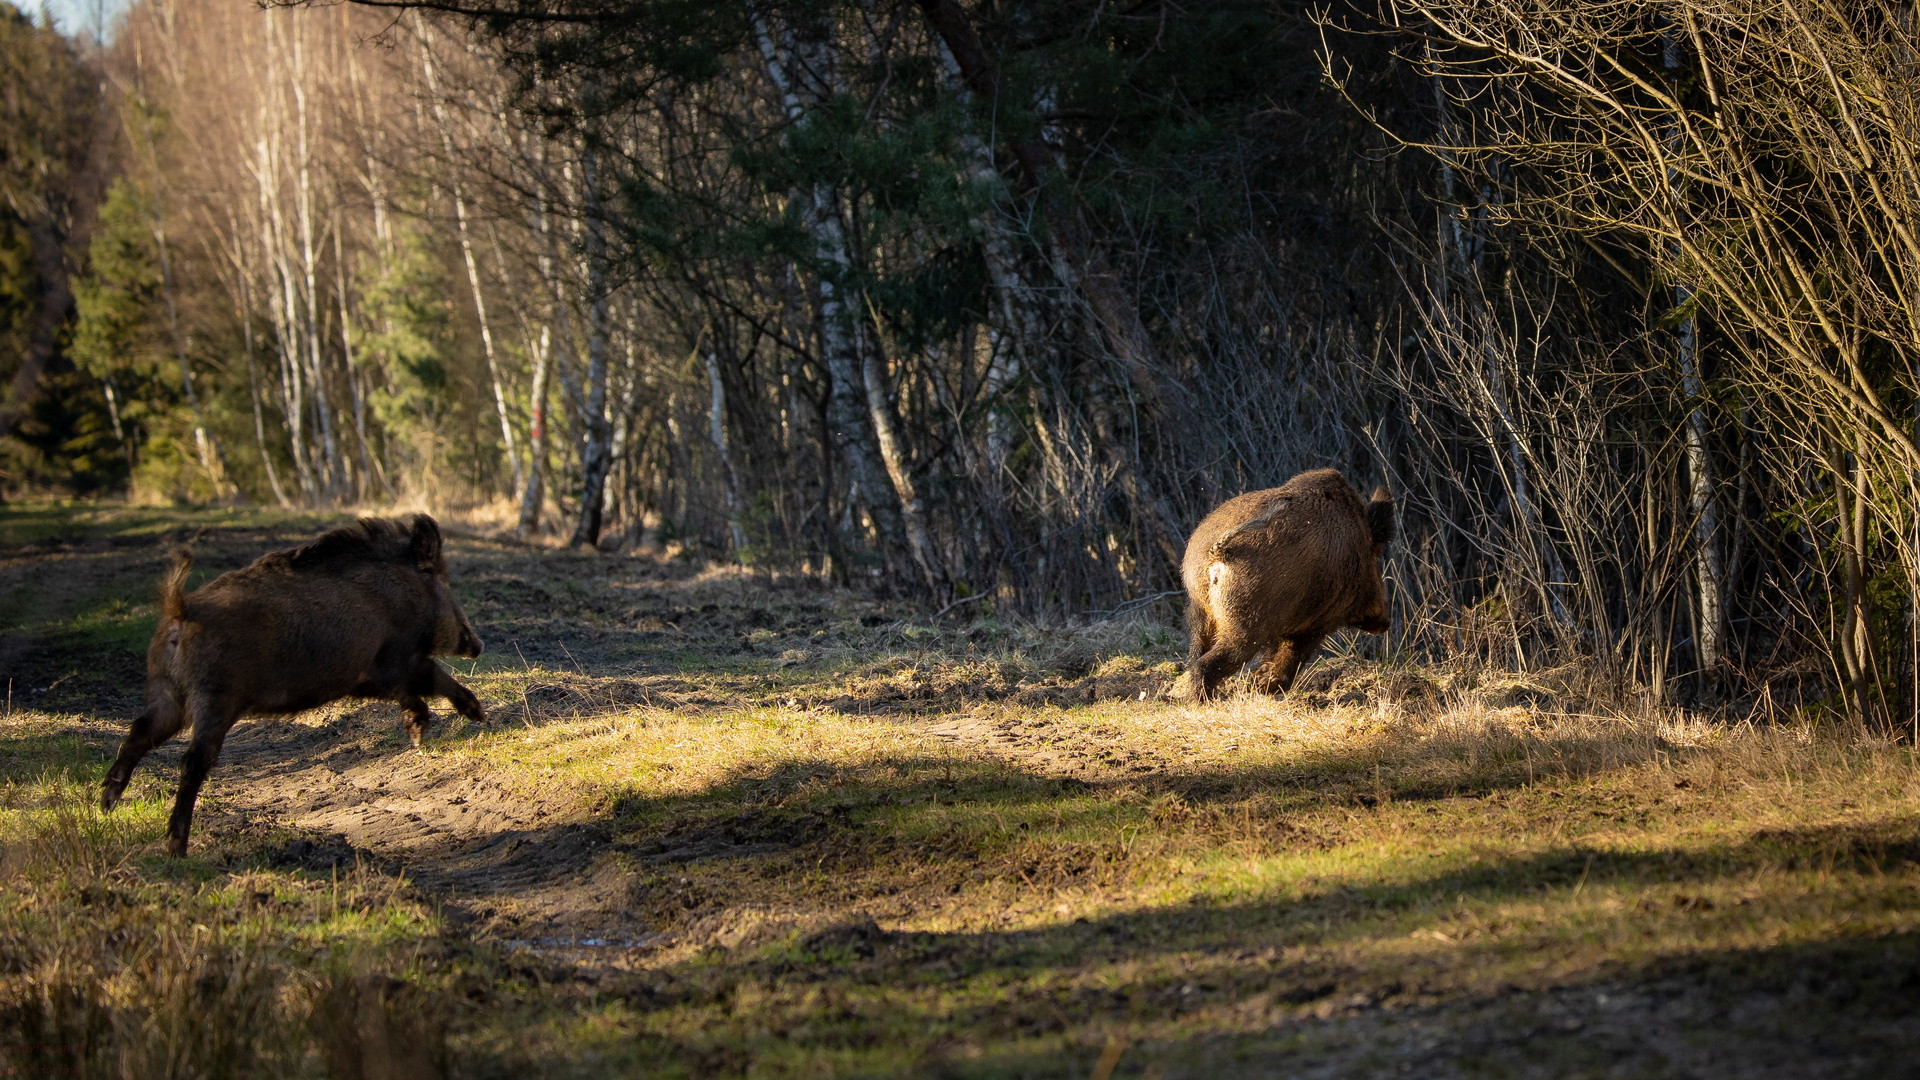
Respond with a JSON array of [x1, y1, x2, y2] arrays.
[[100, 515, 487, 856], [1180, 469, 1395, 702]]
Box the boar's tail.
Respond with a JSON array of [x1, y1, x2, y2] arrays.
[[1366, 487, 1396, 546], [160, 547, 193, 622]]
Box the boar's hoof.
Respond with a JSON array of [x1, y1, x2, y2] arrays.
[[165, 834, 189, 858]]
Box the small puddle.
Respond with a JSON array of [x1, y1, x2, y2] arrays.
[[502, 933, 674, 956]]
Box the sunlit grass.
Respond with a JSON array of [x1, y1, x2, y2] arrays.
[[12, 673, 1920, 1076], [7, 501, 1920, 1075], [0, 741, 452, 1079]]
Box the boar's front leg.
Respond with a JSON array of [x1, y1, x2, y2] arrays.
[[167, 696, 243, 857], [429, 663, 487, 725], [394, 684, 434, 749], [102, 695, 186, 811], [395, 662, 486, 748]]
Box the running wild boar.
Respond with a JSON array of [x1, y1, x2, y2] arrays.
[[1181, 469, 1394, 702], [100, 515, 486, 855]]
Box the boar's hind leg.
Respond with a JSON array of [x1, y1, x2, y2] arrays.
[[1250, 633, 1326, 697], [166, 698, 243, 857], [1185, 599, 1217, 674], [395, 688, 433, 749], [101, 697, 186, 811], [1193, 633, 1259, 703]]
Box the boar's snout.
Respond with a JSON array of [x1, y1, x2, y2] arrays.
[[429, 579, 484, 658], [1356, 583, 1391, 634], [434, 610, 483, 658]]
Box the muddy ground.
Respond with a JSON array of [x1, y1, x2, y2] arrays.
[[5, 509, 1920, 1079]]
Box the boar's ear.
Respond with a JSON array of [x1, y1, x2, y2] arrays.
[[409, 514, 444, 571], [1366, 488, 1396, 547]]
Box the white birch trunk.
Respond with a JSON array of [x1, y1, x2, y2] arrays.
[[705, 347, 750, 553], [518, 323, 553, 539], [290, 24, 341, 498], [753, 8, 917, 583], [418, 17, 523, 496], [859, 321, 948, 595], [230, 227, 292, 508], [1665, 27, 1724, 686]]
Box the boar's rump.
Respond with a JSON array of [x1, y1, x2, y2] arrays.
[[100, 514, 487, 856], [1180, 469, 1394, 702]]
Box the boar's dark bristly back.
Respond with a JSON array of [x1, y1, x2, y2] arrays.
[[273, 515, 444, 575]]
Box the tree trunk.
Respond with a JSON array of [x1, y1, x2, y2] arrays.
[[752, 8, 917, 585], [1820, 435, 1874, 727], [1663, 30, 1724, 694], [290, 27, 341, 498], [150, 211, 232, 497], [569, 146, 614, 548], [419, 17, 523, 497], [331, 216, 382, 501], [1678, 292, 1723, 690], [255, 112, 317, 500], [860, 321, 948, 596], [706, 346, 750, 554], [235, 242, 293, 509], [518, 323, 553, 540]]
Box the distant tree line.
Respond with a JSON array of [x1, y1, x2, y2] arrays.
[[1, 0, 1915, 730]]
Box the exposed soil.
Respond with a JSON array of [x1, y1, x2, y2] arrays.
[[6, 515, 1919, 1078], [1, 521, 1190, 951]]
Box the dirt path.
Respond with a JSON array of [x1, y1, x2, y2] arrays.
[[9, 511, 1920, 1079], [1, 519, 1166, 950]]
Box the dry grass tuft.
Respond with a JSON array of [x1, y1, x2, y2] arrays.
[[0, 782, 450, 1080], [7, 503, 1920, 1077]]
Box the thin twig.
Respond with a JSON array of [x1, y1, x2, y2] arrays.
[[1082, 590, 1184, 619], [932, 593, 991, 620]]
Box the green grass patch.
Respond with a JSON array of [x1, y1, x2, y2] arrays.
[[61, 595, 157, 655], [0, 729, 106, 785]]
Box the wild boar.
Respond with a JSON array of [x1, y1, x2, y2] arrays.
[[1180, 469, 1394, 702], [99, 515, 486, 856]]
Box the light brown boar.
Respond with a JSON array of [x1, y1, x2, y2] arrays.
[[1180, 469, 1394, 702], [100, 515, 486, 855]]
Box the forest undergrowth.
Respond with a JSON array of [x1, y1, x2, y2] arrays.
[[4, 503, 1920, 1079]]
